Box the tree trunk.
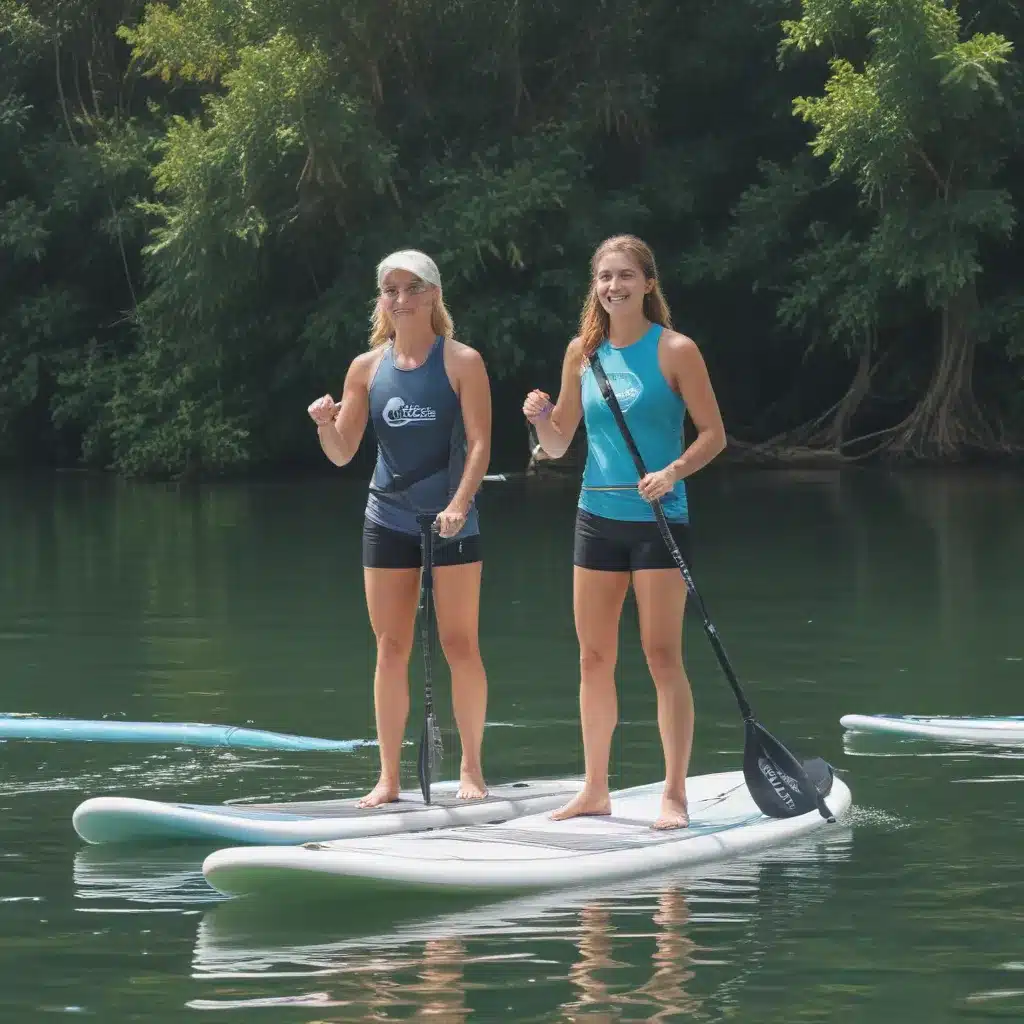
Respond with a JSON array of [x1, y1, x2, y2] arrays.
[[823, 326, 874, 447], [883, 280, 995, 460], [727, 326, 875, 462]]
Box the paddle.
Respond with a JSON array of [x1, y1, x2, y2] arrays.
[[416, 514, 445, 804], [588, 352, 835, 822]]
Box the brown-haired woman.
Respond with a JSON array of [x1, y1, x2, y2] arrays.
[[523, 235, 726, 829], [308, 250, 492, 807]]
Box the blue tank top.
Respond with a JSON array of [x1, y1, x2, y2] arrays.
[[364, 337, 478, 537], [579, 323, 688, 523]]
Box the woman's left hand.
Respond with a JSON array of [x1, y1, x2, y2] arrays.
[[435, 503, 469, 539], [638, 467, 678, 503]]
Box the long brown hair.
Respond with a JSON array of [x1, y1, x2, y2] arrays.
[[369, 283, 455, 348], [577, 235, 672, 361]]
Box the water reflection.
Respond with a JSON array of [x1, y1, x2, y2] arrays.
[[559, 892, 702, 1022], [73, 845, 221, 909], [189, 828, 852, 1020], [842, 730, 1024, 761]]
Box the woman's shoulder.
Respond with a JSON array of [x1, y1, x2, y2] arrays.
[[442, 338, 491, 398], [658, 328, 698, 354], [565, 335, 588, 371], [348, 347, 386, 383], [443, 336, 485, 371]]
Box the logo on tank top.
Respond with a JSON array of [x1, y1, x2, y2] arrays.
[[607, 371, 643, 412], [382, 395, 437, 427]]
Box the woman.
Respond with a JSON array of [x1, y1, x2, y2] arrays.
[[308, 249, 491, 807], [523, 235, 726, 829]]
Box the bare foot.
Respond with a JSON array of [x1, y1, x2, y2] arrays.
[[550, 789, 612, 821], [652, 794, 689, 830], [457, 769, 488, 800], [356, 781, 400, 808]]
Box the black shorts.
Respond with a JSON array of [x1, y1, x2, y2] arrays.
[[573, 509, 692, 573], [362, 519, 482, 570]]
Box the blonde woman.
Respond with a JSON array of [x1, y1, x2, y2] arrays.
[[308, 250, 492, 807], [523, 235, 726, 829]]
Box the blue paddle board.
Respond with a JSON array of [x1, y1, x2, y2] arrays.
[[0, 715, 371, 751]]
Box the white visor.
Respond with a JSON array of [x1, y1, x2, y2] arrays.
[[376, 250, 442, 289]]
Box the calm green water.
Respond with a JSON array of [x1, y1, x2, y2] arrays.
[[2, 468, 1023, 1022]]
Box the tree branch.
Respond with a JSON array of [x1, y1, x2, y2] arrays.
[[912, 144, 948, 198]]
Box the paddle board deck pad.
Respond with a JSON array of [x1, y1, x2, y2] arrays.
[[840, 714, 1024, 744], [0, 715, 371, 751], [202, 770, 853, 900], [73, 779, 583, 845]]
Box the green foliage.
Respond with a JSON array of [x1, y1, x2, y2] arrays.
[[1, 0, 1022, 473]]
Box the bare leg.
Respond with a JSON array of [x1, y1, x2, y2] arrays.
[[434, 560, 488, 799], [551, 567, 630, 820], [633, 568, 693, 829], [359, 566, 420, 807]]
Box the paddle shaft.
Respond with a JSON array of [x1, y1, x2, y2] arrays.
[[417, 515, 438, 803], [418, 518, 436, 719]]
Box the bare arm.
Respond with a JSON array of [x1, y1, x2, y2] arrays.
[[663, 333, 727, 480], [317, 353, 374, 467], [446, 342, 492, 513], [530, 338, 585, 460]]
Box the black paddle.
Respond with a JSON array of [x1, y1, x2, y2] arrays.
[[589, 352, 835, 822], [416, 514, 444, 805]]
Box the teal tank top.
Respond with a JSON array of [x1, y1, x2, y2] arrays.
[[579, 323, 688, 523]]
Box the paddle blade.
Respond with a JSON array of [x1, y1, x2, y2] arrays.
[[416, 713, 444, 804], [417, 718, 432, 805], [742, 720, 836, 821], [427, 713, 443, 782]]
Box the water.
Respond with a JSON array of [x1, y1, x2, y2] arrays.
[[1, 468, 1023, 1021]]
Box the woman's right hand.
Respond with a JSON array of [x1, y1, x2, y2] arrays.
[[308, 394, 340, 426], [523, 390, 553, 424]]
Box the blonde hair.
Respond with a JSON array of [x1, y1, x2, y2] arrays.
[[369, 281, 455, 348], [578, 235, 672, 361]]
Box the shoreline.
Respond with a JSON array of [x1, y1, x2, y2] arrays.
[[3, 439, 1023, 485]]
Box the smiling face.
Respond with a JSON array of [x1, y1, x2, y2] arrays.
[[379, 269, 436, 327], [576, 235, 671, 361], [593, 249, 654, 319]]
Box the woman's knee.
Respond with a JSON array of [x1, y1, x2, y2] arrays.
[[375, 630, 413, 669], [579, 641, 616, 679], [642, 639, 684, 684], [438, 628, 481, 667]]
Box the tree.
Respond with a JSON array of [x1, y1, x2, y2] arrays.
[[0, 0, 158, 466], [782, 0, 1018, 459]]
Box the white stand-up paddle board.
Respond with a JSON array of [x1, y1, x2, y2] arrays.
[[202, 769, 853, 900], [73, 778, 583, 846], [840, 714, 1024, 745]]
